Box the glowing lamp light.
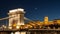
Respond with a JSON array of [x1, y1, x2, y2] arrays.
[[9, 27, 12, 29], [16, 26, 20, 29], [13, 24, 16, 27]]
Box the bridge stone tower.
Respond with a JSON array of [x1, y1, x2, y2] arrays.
[[8, 8, 25, 29]]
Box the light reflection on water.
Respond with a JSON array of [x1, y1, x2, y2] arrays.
[[15, 31, 20, 34], [20, 32, 26, 34], [11, 31, 26, 34], [11, 32, 14, 34]]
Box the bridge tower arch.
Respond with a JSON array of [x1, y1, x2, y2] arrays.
[[8, 8, 25, 29]]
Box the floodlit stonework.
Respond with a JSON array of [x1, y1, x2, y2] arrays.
[[8, 8, 25, 29]]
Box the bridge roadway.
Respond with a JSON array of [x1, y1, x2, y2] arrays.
[[0, 29, 60, 32]]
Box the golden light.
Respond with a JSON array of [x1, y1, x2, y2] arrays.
[[13, 24, 16, 27], [16, 26, 20, 29], [15, 32, 26, 34], [36, 23, 41, 25], [8, 27, 12, 29], [17, 23, 20, 26], [20, 32, 26, 34], [25, 26, 28, 28], [15, 31, 20, 34], [29, 26, 33, 28], [29, 23, 35, 26]]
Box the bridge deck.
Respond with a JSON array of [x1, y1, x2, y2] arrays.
[[0, 29, 60, 32]]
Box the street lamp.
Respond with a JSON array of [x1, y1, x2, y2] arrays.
[[16, 25, 20, 29]]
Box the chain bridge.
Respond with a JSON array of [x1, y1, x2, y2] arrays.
[[0, 8, 60, 34]]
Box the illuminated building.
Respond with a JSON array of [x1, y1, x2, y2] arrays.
[[49, 21, 53, 25], [53, 19, 60, 25], [44, 16, 49, 25], [0, 8, 60, 34]]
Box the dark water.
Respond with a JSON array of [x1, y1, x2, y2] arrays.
[[0, 31, 60, 34]]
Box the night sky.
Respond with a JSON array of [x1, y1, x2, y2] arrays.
[[0, 0, 60, 22]]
